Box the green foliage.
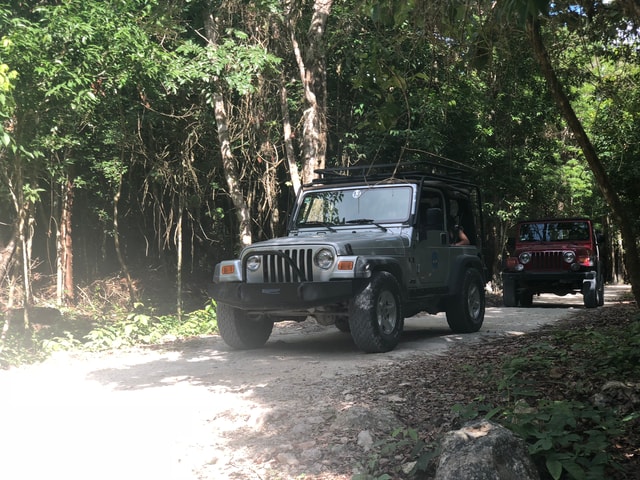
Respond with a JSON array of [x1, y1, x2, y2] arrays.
[[170, 34, 281, 97], [448, 316, 640, 480], [157, 300, 219, 338], [83, 301, 218, 351], [0, 61, 17, 114], [0, 46, 22, 157], [353, 427, 429, 480], [0, 301, 218, 367], [503, 399, 620, 480], [0, 332, 47, 369], [1, 0, 638, 324], [41, 331, 83, 353], [84, 311, 158, 350], [452, 395, 503, 422]]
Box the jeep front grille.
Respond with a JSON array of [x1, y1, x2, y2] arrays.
[[529, 251, 564, 270], [255, 249, 314, 283]]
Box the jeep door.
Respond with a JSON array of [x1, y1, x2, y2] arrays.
[[415, 189, 451, 288]]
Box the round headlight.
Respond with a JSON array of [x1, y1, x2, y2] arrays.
[[314, 248, 335, 269], [246, 255, 261, 271], [519, 252, 531, 264], [563, 251, 576, 263]]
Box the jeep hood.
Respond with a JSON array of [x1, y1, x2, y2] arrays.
[[242, 230, 409, 256], [515, 240, 592, 252]]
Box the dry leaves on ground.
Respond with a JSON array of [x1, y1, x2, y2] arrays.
[[336, 300, 640, 479]]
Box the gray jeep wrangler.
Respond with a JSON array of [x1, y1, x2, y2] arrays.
[[211, 163, 488, 353]]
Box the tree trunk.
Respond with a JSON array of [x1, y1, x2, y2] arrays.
[[280, 75, 302, 195], [203, 6, 253, 248], [0, 220, 19, 285], [287, 0, 332, 184], [213, 92, 252, 247], [57, 177, 75, 305], [2, 151, 33, 327], [528, 17, 640, 306], [263, 151, 281, 238], [64, 180, 74, 303], [113, 171, 137, 304], [18, 203, 33, 330], [176, 183, 184, 321]]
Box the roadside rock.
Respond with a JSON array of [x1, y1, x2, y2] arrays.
[[357, 430, 374, 451], [434, 420, 540, 480]]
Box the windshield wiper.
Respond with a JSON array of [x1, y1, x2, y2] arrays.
[[346, 219, 387, 232], [297, 221, 337, 232]]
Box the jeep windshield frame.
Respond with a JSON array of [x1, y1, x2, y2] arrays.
[[518, 220, 592, 243], [293, 184, 414, 229]]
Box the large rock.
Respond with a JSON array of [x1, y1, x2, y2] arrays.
[[435, 420, 539, 480]]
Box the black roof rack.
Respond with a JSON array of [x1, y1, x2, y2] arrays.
[[309, 160, 477, 189]]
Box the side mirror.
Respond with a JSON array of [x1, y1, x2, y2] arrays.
[[506, 237, 515, 252]]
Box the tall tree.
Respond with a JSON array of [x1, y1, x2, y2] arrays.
[[0, 36, 20, 286], [1, 0, 185, 307], [286, 0, 333, 183], [202, 4, 253, 248], [519, 1, 640, 305]]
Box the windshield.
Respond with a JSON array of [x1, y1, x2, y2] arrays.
[[295, 185, 413, 227], [518, 221, 591, 242]]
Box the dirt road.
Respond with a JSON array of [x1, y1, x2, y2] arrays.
[[1, 286, 629, 480]]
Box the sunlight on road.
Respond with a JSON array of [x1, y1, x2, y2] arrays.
[[1, 406, 193, 480], [0, 351, 270, 480]]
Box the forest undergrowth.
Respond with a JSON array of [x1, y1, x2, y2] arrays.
[[0, 272, 216, 367], [361, 295, 640, 480]]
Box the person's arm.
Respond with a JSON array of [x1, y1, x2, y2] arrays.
[[453, 227, 470, 246]]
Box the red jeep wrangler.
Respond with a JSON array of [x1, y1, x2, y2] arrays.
[[502, 218, 604, 308]]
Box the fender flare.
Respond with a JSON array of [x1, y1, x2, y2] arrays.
[[448, 255, 486, 294], [356, 256, 405, 292]]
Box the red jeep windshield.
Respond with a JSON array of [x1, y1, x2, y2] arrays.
[[518, 221, 590, 242]]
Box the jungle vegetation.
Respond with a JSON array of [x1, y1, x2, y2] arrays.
[[1, 0, 639, 318]]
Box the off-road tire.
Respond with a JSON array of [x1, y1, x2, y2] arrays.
[[348, 271, 403, 353], [216, 302, 274, 349], [583, 281, 598, 309], [519, 291, 534, 308], [503, 277, 517, 307], [446, 268, 485, 333], [597, 275, 605, 306], [334, 317, 351, 333]]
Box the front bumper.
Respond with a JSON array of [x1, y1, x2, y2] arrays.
[[210, 280, 359, 311], [502, 270, 596, 291]]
